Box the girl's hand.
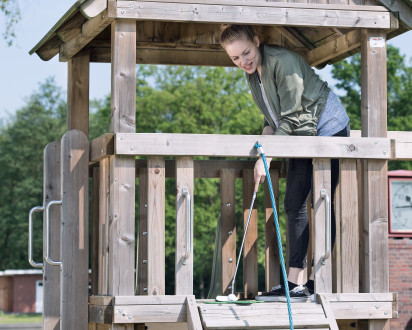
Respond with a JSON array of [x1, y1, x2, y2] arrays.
[[254, 157, 271, 192]]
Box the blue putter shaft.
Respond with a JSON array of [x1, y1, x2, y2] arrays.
[[255, 141, 293, 330]]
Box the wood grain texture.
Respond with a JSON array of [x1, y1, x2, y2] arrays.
[[220, 169, 236, 295], [361, 29, 390, 330], [108, 155, 136, 297], [137, 168, 148, 295], [313, 159, 332, 294], [111, 20, 136, 134], [116, 1, 391, 29], [92, 167, 100, 296], [339, 159, 359, 293], [175, 157, 194, 295], [61, 130, 89, 330], [98, 158, 110, 295], [115, 133, 392, 159], [43, 142, 61, 330], [67, 52, 90, 137], [242, 169, 258, 299], [147, 156, 166, 295], [264, 169, 280, 291]]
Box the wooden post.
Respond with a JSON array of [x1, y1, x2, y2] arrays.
[[242, 169, 258, 299], [61, 130, 89, 330], [108, 18, 136, 300], [43, 142, 61, 330], [175, 157, 194, 295], [361, 29, 389, 329], [220, 168, 236, 295], [264, 169, 280, 291], [91, 167, 100, 296], [67, 51, 90, 137], [98, 158, 110, 295], [313, 159, 332, 294], [147, 156, 165, 295], [339, 159, 359, 293], [137, 168, 148, 295]]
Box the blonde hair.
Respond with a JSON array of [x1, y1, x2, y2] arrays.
[[219, 24, 256, 47]]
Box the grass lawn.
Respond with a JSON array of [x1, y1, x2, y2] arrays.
[[0, 311, 42, 324]]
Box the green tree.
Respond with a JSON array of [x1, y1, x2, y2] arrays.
[[331, 45, 412, 170], [0, 78, 66, 269], [0, 0, 20, 46]]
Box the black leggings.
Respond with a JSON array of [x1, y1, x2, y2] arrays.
[[284, 126, 348, 269]]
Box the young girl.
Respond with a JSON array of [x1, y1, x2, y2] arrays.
[[220, 24, 350, 302]]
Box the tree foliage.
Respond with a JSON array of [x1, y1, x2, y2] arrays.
[[0, 78, 66, 269], [331, 45, 412, 169], [0, 0, 20, 46]]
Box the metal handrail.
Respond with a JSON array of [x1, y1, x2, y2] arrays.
[[182, 187, 191, 265], [320, 188, 331, 265], [45, 200, 62, 267], [28, 206, 44, 268]]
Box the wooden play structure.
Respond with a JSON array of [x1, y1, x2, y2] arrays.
[[28, 0, 412, 329]]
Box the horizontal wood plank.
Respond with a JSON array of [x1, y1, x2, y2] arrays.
[[116, 1, 391, 29], [90, 133, 115, 163], [113, 304, 187, 323], [114, 295, 189, 305], [118, 0, 389, 11], [115, 133, 392, 159]]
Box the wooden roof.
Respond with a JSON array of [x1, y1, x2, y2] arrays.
[[30, 0, 411, 68]]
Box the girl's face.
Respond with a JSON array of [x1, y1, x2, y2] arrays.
[[223, 36, 261, 75]]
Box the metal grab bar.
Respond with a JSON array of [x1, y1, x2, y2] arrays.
[[45, 200, 62, 267], [182, 187, 191, 265], [28, 206, 44, 268], [320, 188, 331, 265]]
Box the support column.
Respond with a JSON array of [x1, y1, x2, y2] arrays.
[[108, 19, 136, 330], [361, 29, 389, 330], [67, 51, 90, 137], [313, 159, 332, 294], [61, 130, 89, 330], [220, 169, 236, 295], [42, 142, 61, 330], [242, 169, 258, 299], [175, 157, 194, 295]]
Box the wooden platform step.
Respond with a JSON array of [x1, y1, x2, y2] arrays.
[[197, 299, 337, 329]]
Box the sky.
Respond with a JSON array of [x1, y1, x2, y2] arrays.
[[1, 1, 412, 121]]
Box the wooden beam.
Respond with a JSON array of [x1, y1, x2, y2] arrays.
[[42, 142, 61, 330], [91, 167, 100, 296], [80, 0, 107, 19], [307, 29, 361, 67], [242, 169, 258, 299], [186, 296, 203, 330], [147, 157, 166, 295], [115, 133, 392, 159], [264, 169, 280, 292], [60, 10, 114, 62], [137, 168, 148, 295], [116, 1, 391, 29], [89, 133, 114, 164], [339, 159, 359, 293], [98, 158, 110, 295], [220, 169, 236, 295], [56, 12, 87, 43], [361, 28, 389, 330], [175, 157, 194, 295], [313, 159, 332, 294], [111, 20, 136, 133], [67, 51, 90, 137], [107, 19, 136, 322], [60, 130, 89, 330]]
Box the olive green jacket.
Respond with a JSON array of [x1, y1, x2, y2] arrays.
[[246, 45, 330, 136]]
